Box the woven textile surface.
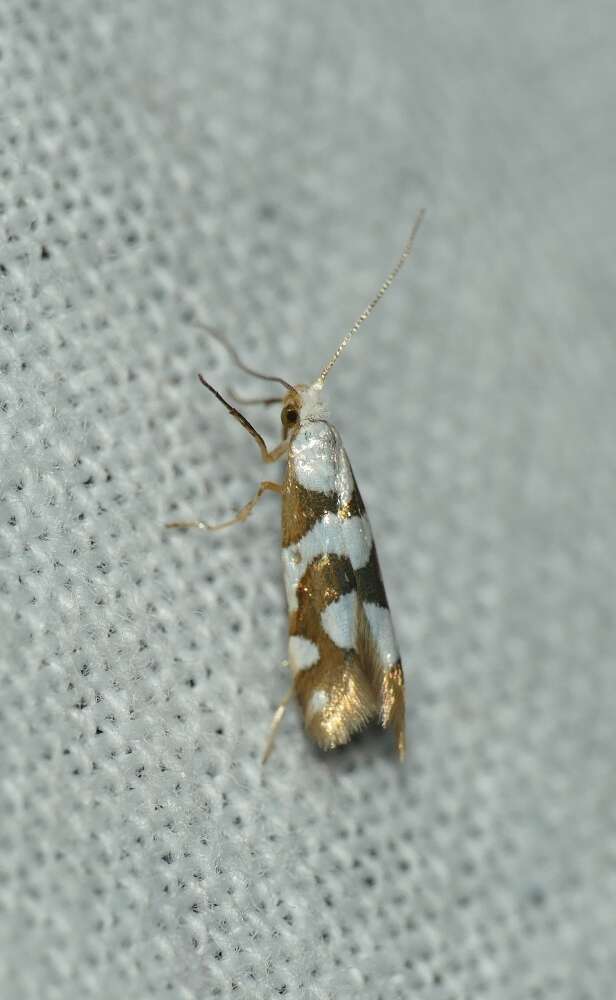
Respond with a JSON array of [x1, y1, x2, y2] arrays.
[[1, 2, 615, 998]]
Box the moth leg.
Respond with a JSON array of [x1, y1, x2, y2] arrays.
[[165, 519, 209, 531], [227, 388, 283, 407], [198, 374, 289, 464], [166, 480, 282, 533], [262, 684, 294, 764]]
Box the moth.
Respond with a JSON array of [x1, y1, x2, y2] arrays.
[[168, 211, 423, 761]]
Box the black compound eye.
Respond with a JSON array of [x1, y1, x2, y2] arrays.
[[282, 407, 299, 427]]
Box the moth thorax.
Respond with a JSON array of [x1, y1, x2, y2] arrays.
[[296, 381, 329, 422]]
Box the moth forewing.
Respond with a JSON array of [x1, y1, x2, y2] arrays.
[[280, 392, 405, 758]]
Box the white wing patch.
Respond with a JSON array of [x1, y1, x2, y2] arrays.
[[305, 688, 329, 722], [288, 635, 320, 672], [282, 513, 373, 614], [363, 602, 400, 670], [290, 421, 338, 494], [321, 591, 357, 649], [334, 442, 354, 508], [289, 421, 354, 509]]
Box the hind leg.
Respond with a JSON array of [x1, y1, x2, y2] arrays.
[[261, 683, 294, 764]]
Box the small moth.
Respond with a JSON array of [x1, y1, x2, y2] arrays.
[[168, 211, 424, 761]]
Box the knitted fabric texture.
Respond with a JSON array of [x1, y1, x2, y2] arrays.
[[1, 2, 615, 998]]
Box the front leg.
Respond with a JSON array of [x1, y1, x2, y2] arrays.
[[198, 374, 288, 463], [166, 480, 283, 532]]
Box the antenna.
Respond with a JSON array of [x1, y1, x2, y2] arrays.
[[196, 322, 293, 391], [317, 208, 425, 384]]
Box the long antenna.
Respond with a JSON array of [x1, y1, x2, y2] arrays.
[[318, 208, 425, 385], [196, 322, 293, 391]]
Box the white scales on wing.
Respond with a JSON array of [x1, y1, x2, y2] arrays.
[[281, 509, 373, 615]]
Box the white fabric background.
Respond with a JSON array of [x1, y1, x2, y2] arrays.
[[1, 2, 615, 998]]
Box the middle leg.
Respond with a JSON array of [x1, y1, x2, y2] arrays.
[[166, 480, 283, 532]]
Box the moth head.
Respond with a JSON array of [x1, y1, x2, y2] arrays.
[[280, 382, 329, 436], [195, 213, 423, 439]]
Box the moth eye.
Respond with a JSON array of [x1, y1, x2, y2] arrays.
[[282, 407, 299, 427]]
